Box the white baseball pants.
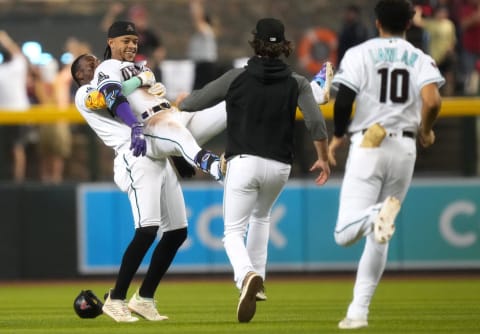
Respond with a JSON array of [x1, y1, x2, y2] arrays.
[[335, 131, 416, 320], [222, 155, 291, 289]]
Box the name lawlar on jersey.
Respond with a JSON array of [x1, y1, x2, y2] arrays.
[[368, 47, 419, 67]]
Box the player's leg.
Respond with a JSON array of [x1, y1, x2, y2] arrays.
[[223, 155, 267, 322], [139, 159, 188, 297], [145, 112, 223, 181], [246, 158, 291, 289], [130, 160, 187, 321], [334, 140, 385, 247], [339, 138, 416, 329], [174, 101, 227, 146], [223, 155, 260, 289], [104, 157, 166, 322]]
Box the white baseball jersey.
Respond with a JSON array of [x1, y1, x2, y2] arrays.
[[333, 37, 445, 133], [74, 84, 130, 152], [93, 59, 165, 122]]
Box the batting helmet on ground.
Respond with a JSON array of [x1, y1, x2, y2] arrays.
[[73, 290, 104, 319]]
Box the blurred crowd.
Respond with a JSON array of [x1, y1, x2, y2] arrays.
[[0, 0, 479, 183]]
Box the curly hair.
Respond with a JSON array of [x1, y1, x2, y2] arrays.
[[248, 38, 293, 58]]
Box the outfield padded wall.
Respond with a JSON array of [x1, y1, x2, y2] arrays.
[[0, 184, 77, 279]]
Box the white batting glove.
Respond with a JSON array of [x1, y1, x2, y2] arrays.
[[136, 70, 156, 87], [147, 82, 167, 97]]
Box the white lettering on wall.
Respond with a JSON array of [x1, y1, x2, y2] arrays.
[[439, 201, 476, 247]]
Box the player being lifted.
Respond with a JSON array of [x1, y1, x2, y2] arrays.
[[328, 0, 443, 329], [95, 21, 224, 181]]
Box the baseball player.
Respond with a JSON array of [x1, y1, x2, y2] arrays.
[[328, 0, 444, 329], [180, 18, 330, 323], [72, 21, 226, 323], [72, 55, 231, 322], [93, 21, 224, 181]]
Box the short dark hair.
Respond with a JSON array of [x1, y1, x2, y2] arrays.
[[71, 54, 87, 86], [375, 0, 415, 34]]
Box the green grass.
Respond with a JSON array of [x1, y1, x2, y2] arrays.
[[0, 276, 479, 333]]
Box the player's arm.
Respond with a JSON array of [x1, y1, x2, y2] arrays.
[[99, 82, 146, 157], [418, 82, 441, 148], [328, 83, 356, 166], [86, 73, 164, 110], [179, 69, 242, 111], [296, 77, 330, 185]]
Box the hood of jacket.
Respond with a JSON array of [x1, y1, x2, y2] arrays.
[[246, 56, 291, 84]]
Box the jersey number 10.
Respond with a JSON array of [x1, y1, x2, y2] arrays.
[[378, 68, 409, 103]]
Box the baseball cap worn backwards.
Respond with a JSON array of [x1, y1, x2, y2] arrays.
[[254, 18, 285, 43], [108, 21, 138, 38]]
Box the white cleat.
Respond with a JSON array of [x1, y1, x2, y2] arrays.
[[102, 290, 139, 323], [128, 291, 169, 321], [374, 196, 401, 244], [338, 317, 368, 329], [237, 271, 263, 323]]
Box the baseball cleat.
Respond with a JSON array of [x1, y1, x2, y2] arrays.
[[194, 149, 223, 182], [102, 289, 139, 323], [128, 291, 168, 321], [374, 196, 401, 244], [338, 317, 368, 329], [313, 61, 334, 104], [237, 271, 263, 323]]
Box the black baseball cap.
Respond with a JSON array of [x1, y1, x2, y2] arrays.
[[253, 18, 285, 43], [107, 21, 138, 38]]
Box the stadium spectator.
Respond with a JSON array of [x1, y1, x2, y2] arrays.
[[0, 30, 31, 182], [417, 5, 457, 95], [337, 4, 370, 67], [187, 0, 219, 89], [459, 0, 480, 95], [406, 4, 431, 52]]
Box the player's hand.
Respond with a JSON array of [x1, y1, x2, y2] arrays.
[[147, 82, 166, 97], [310, 159, 330, 186], [137, 70, 156, 87], [174, 92, 189, 107], [419, 129, 435, 148], [328, 135, 347, 166], [130, 122, 147, 157]]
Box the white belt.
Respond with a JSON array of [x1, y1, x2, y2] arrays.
[[141, 101, 171, 120]]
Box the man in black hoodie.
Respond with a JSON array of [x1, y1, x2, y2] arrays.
[[179, 17, 330, 323]]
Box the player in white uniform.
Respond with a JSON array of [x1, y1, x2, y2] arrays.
[[73, 21, 226, 323], [94, 27, 224, 180], [328, 0, 444, 329]]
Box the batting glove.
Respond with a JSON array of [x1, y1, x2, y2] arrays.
[[147, 82, 167, 97], [136, 70, 156, 87], [130, 122, 147, 157]]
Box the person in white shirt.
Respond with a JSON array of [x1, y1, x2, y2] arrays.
[[0, 30, 31, 182], [328, 0, 444, 329]]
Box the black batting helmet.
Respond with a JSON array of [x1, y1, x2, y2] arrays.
[[73, 290, 104, 319]]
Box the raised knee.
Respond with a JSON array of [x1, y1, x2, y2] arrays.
[[334, 231, 354, 247]]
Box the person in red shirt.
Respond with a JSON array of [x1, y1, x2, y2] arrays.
[[459, 0, 480, 95]]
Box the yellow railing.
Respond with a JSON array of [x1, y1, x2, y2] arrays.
[[0, 97, 479, 124]]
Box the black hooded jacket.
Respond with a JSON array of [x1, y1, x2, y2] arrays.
[[180, 55, 327, 164], [224, 56, 298, 163]]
